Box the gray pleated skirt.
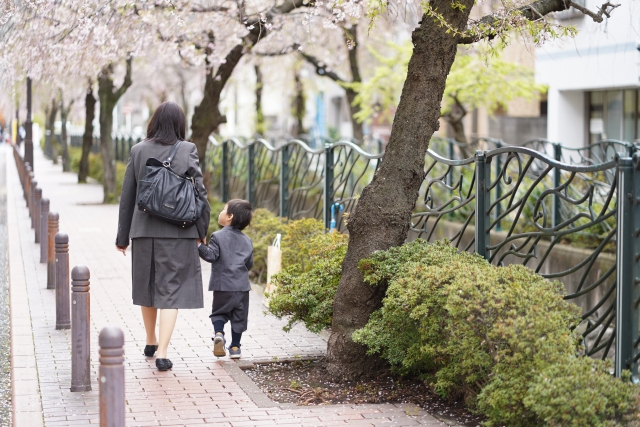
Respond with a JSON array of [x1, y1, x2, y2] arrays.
[[131, 237, 204, 309]]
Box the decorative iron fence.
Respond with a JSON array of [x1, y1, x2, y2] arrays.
[[207, 134, 640, 379]]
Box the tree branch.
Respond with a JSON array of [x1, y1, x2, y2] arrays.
[[458, 0, 620, 44], [568, 0, 619, 22], [300, 52, 346, 84], [113, 56, 133, 101]]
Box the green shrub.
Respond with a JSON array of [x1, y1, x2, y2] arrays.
[[67, 146, 126, 196], [266, 231, 347, 333], [281, 217, 324, 272], [353, 239, 640, 426], [243, 208, 287, 283], [206, 196, 227, 237], [524, 357, 640, 427]]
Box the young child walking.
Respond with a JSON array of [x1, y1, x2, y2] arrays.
[[198, 199, 254, 359]]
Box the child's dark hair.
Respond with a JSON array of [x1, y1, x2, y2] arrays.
[[227, 199, 252, 230]]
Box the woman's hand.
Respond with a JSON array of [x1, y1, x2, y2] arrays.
[[197, 238, 207, 245], [116, 245, 127, 256]]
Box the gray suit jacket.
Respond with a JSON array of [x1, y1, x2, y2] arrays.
[[116, 139, 211, 246], [198, 226, 254, 292]]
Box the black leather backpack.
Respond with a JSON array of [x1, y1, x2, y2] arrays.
[[136, 140, 206, 228]]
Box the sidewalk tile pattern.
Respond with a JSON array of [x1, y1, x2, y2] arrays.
[[7, 146, 445, 426]]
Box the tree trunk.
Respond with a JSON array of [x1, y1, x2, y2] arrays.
[[98, 81, 116, 202], [191, 40, 253, 163], [345, 26, 364, 141], [47, 99, 59, 165], [59, 89, 74, 172], [255, 64, 265, 135], [98, 60, 132, 203], [325, 0, 474, 381], [79, 82, 96, 183], [292, 68, 306, 135], [345, 88, 363, 140]]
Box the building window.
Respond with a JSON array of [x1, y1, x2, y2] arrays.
[[588, 89, 639, 144]]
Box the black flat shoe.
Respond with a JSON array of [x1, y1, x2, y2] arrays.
[[155, 358, 173, 371], [143, 345, 158, 357]]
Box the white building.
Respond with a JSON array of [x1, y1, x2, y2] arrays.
[[536, 0, 640, 148]]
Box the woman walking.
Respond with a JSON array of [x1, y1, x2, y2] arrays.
[[115, 102, 210, 371]]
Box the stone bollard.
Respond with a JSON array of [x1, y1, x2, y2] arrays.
[[47, 213, 59, 289], [99, 326, 125, 427], [55, 233, 70, 329], [30, 179, 37, 227], [34, 188, 42, 243], [71, 266, 91, 392], [40, 199, 49, 263]]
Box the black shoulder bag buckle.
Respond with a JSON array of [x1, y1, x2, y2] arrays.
[[136, 141, 206, 228]]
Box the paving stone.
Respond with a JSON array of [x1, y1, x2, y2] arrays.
[[6, 145, 446, 427]]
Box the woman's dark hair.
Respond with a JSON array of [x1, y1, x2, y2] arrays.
[[227, 199, 253, 230], [146, 102, 186, 145]]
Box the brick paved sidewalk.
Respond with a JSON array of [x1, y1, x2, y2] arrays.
[[6, 145, 447, 427]]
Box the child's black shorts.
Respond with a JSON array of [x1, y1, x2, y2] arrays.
[[209, 291, 249, 333]]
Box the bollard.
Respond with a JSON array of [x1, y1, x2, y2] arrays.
[[47, 213, 59, 289], [40, 199, 49, 263], [99, 326, 124, 427], [71, 266, 91, 392], [26, 171, 33, 208], [34, 188, 42, 243], [30, 179, 37, 227], [24, 163, 31, 200], [55, 233, 70, 329]]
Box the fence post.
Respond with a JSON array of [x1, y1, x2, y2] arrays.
[[55, 233, 71, 329], [474, 151, 491, 260], [47, 213, 59, 289], [323, 143, 334, 230], [99, 326, 125, 427], [114, 136, 119, 162], [247, 143, 256, 206], [221, 141, 229, 202], [552, 143, 562, 229], [34, 188, 42, 243], [40, 199, 49, 261], [494, 141, 502, 232], [30, 180, 37, 227], [615, 156, 639, 378], [71, 266, 91, 391], [280, 145, 289, 219]]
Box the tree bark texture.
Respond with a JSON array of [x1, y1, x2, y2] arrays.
[[98, 60, 132, 203], [191, 36, 257, 163], [325, 0, 475, 381], [59, 89, 74, 172], [292, 68, 306, 135], [255, 64, 265, 135], [345, 26, 363, 141], [189, 0, 307, 162], [79, 83, 96, 183], [46, 99, 59, 165]]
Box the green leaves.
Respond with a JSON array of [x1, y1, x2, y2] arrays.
[[354, 239, 640, 426], [266, 228, 348, 333]]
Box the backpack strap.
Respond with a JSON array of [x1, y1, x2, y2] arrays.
[[163, 140, 183, 166]]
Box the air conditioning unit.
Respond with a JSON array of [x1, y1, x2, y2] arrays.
[[555, 0, 586, 20]]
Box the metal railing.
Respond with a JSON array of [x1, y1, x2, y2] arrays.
[[207, 134, 640, 379]]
